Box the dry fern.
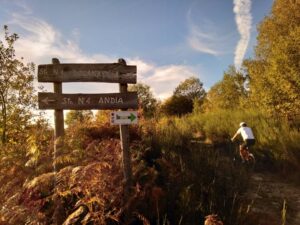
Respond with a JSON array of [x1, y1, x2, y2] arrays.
[[204, 214, 224, 225], [134, 212, 151, 225]]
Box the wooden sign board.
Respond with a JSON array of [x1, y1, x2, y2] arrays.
[[111, 111, 138, 125], [38, 63, 136, 83], [38, 92, 138, 110]]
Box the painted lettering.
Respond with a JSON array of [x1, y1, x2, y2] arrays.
[[98, 97, 123, 104], [62, 98, 73, 105], [78, 97, 84, 104], [39, 68, 46, 75], [78, 97, 91, 105], [53, 68, 59, 75], [118, 98, 123, 104], [104, 97, 110, 103]]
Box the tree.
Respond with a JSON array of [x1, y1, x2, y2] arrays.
[[161, 77, 206, 116], [161, 95, 194, 116], [65, 110, 94, 127], [204, 66, 247, 111], [244, 0, 300, 116], [0, 25, 36, 145], [128, 83, 158, 118], [94, 110, 112, 125], [174, 77, 206, 101]]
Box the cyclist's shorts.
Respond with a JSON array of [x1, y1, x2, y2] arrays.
[[242, 139, 255, 148]]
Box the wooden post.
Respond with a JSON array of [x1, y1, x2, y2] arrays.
[[52, 58, 64, 139], [52, 58, 64, 225], [52, 58, 64, 174], [118, 59, 133, 197]]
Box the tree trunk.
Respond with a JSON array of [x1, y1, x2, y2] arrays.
[[0, 94, 7, 144]]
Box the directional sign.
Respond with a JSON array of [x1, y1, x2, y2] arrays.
[[111, 111, 138, 125], [38, 63, 137, 83], [38, 92, 138, 110]]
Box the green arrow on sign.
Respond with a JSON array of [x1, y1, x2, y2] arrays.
[[116, 113, 137, 121], [129, 113, 136, 122]]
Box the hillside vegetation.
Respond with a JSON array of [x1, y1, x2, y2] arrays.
[[0, 0, 299, 224]]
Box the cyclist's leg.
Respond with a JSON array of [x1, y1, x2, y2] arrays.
[[239, 142, 247, 162], [245, 139, 255, 161]]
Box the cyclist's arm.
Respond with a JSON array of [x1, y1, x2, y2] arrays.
[[231, 128, 241, 141], [231, 133, 238, 141]]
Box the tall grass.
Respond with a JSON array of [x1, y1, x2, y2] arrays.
[[281, 199, 287, 225], [140, 115, 250, 225], [139, 108, 300, 224], [188, 109, 300, 173]]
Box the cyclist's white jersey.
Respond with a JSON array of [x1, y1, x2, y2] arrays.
[[237, 127, 255, 140]]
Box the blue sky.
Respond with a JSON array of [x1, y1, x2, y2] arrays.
[[1, 0, 274, 99]]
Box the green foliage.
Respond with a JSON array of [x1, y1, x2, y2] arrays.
[[25, 118, 53, 171], [1, 1, 300, 223], [204, 66, 247, 111], [0, 26, 45, 219], [65, 110, 93, 127], [94, 110, 111, 125], [244, 0, 300, 115], [174, 77, 206, 101], [0, 25, 36, 145], [190, 109, 300, 169], [128, 83, 158, 118], [155, 116, 194, 152], [161, 77, 206, 116], [161, 95, 194, 116]]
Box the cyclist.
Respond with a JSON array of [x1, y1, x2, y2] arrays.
[[231, 122, 255, 162]]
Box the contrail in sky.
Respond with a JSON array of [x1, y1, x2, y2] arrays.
[[233, 0, 252, 69]]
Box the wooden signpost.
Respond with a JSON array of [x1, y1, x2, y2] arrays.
[[38, 92, 138, 110], [38, 58, 137, 197], [38, 63, 136, 83]]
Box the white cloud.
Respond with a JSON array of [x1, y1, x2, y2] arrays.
[[233, 0, 252, 69], [10, 13, 114, 64], [128, 60, 197, 99], [8, 14, 199, 101], [187, 23, 223, 56], [128, 58, 155, 79], [6, 0, 33, 15], [144, 65, 197, 99], [186, 9, 235, 56], [188, 2, 252, 67]]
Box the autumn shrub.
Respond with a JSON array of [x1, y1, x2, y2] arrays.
[[0, 139, 125, 225], [2, 108, 298, 224], [0, 143, 28, 207], [0, 118, 54, 208], [52, 119, 121, 170], [2, 136, 175, 225]]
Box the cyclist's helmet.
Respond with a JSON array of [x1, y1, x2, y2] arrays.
[[239, 122, 247, 127]]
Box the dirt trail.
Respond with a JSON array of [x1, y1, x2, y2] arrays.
[[244, 171, 300, 225]]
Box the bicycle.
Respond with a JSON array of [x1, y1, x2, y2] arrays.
[[231, 140, 255, 165]]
